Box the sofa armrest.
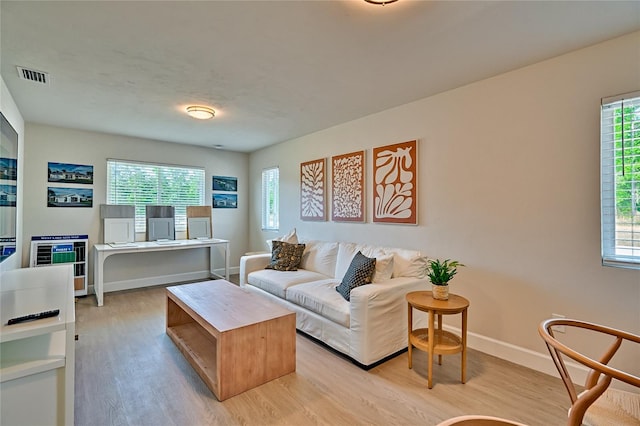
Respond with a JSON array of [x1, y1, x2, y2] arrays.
[[349, 277, 429, 365], [239, 253, 271, 286]]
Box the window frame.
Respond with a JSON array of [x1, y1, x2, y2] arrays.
[[600, 90, 640, 270], [106, 159, 206, 233], [261, 166, 279, 231]]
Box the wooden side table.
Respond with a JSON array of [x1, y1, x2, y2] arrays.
[[406, 291, 469, 389]]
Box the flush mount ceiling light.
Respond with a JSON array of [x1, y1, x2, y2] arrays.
[[186, 106, 215, 120], [364, 0, 398, 4]]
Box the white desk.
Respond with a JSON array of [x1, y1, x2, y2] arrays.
[[93, 239, 230, 307]]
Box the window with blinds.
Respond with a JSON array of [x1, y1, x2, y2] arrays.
[[601, 91, 640, 269], [261, 166, 279, 230], [107, 159, 205, 233]]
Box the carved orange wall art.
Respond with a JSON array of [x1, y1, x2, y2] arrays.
[[373, 140, 417, 224], [300, 158, 326, 221], [331, 150, 365, 222]]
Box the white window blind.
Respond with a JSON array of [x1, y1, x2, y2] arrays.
[[261, 166, 279, 230], [601, 91, 640, 269], [107, 159, 205, 233]]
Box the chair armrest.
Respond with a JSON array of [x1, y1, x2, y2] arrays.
[[239, 253, 271, 286]]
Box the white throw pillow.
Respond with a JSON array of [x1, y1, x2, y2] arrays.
[[299, 240, 339, 277], [266, 228, 298, 251], [372, 254, 394, 283]]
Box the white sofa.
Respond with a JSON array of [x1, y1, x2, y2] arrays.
[[240, 239, 429, 368]]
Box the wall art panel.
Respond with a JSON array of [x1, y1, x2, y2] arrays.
[[331, 150, 365, 222], [300, 158, 326, 221], [373, 140, 417, 225]]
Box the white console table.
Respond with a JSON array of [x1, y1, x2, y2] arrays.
[[1, 264, 75, 426], [93, 239, 230, 307]]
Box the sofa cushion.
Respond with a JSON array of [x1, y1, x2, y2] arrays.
[[336, 251, 376, 301], [286, 280, 350, 327], [299, 240, 339, 277], [335, 242, 388, 281], [266, 227, 298, 251], [372, 254, 394, 283], [388, 248, 427, 278], [265, 240, 306, 271], [248, 268, 330, 298]]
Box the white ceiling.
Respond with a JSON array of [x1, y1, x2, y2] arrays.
[[2, 1, 639, 153]]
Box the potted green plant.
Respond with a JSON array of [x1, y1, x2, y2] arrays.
[[425, 258, 464, 300]]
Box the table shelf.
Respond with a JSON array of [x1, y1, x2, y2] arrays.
[[409, 328, 463, 355]]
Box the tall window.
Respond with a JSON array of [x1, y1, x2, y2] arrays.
[[107, 159, 205, 233], [601, 91, 640, 269], [262, 166, 279, 230]]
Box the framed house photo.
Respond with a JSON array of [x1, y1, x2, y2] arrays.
[[48, 162, 94, 184]]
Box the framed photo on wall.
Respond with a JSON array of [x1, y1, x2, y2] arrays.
[[47, 187, 93, 208], [212, 176, 237, 192], [300, 158, 326, 221], [213, 193, 237, 208], [48, 162, 93, 184], [331, 150, 365, 222], [372, 140, 417, 225]]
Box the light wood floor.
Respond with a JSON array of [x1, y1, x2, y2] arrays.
[[74, 279, 569, 426]]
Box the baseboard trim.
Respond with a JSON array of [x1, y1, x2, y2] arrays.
[[443, 324, 589, 384]]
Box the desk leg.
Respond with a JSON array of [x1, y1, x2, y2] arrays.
[[461, 307, 467, 384], [93, 249, 104, 307], [428, 310, 435, 389], [407, 302, 413, 369], [225, 242, 230, 281]]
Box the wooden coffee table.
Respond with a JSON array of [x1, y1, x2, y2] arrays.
[[166, 279, 296, 400]]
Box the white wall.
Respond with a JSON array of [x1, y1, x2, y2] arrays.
[[249, 32, 640, 376], [0, 76, 25, 272], [23, 124, 249, 290]]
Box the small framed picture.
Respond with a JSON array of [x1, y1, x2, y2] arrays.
[[213, 193, 237, 208], [48, 162, 94, 185], [47, 187, 93, 208], [212, 176, 237, 192]]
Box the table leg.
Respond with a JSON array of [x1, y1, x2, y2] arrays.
[[428, 310, 435, 389], [407, 302, 413, 369], [437, 313, 443, 365], [461, 307, 467, 384]]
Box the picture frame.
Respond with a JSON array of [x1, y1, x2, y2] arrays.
[[213, 193, 237, 208], [48, 162, 94, 184], [300, 158, 326, 221], [212, 176, 237, 192], [331, 150, 365, 222], [47, 187, 93, 208], [372, 140, 418, 225]]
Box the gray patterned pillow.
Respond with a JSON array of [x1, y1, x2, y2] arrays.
[[336, 251, 376, 301], [265, 240, 306, 271]]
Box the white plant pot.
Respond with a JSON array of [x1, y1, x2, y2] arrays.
[[432, 284, 449, 300]]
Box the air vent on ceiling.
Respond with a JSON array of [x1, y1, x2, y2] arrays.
[[16, 66, 49, 85]]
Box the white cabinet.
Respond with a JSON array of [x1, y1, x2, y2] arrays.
[[0, 264, 75, 426], [31, 234, 88, 296]]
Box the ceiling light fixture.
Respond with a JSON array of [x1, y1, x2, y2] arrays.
[[186, 105, 215, 120], [364, 0, 398, 5]]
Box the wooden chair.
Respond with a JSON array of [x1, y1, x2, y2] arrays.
[[538, 318, 640, 426], [436, 415, 528, 426]]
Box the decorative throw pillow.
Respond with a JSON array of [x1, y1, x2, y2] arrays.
[[265, 240, 306, 271], [335, 251, 376, 301]]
